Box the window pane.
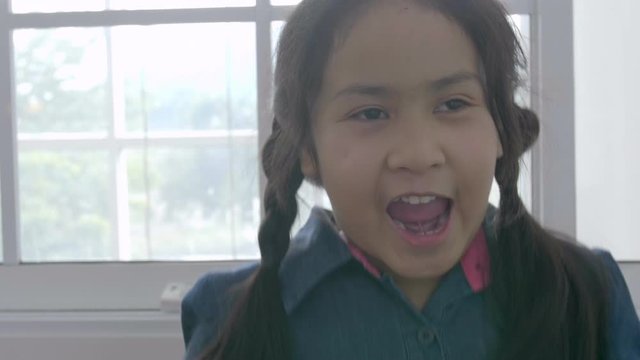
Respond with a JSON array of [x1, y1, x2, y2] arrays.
[[19, 151, 112, 262], [113, 23, 256, 133], [125, 142, 259, 261], [575, 0, 640, 260], [11, 0, 254, 13], [13, 23, 258, 263], [14, 28, 110, 134]]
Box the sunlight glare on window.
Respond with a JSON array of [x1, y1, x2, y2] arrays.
[[14, 28, 110, 135], [113, 23, 256, 133]]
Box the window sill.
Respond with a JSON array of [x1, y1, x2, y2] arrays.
[[0, 310, 181, 337]]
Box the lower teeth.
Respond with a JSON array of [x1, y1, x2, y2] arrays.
[[394, 212, 447, 235]]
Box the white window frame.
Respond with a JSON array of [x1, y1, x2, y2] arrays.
[[0, 0, 637, 317]]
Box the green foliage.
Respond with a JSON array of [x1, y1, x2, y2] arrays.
[[14, 28, 109, 133], [19, 152, 112, 261]]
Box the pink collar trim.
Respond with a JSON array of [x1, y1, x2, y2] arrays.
[[460, 228, 491, 292], [342, 228, 491, 293], [345, 239, 382, 279]]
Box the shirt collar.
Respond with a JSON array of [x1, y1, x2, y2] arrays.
[[343, 228, 490, 293], [279, 207, 353, 314], [460, 226, 491, 292], [279, 206, 496, 314]]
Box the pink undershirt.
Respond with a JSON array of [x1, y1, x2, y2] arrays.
[[343, 228, 490, 293]]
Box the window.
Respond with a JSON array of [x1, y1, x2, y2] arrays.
[[0, 0, 291, 311]]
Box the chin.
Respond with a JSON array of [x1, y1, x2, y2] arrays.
[[387, 257, 451, 280]]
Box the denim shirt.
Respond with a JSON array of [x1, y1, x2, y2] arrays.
[[181, 207, 640, 360]]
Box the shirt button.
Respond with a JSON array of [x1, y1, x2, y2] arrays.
[[417, 328, 434, 344]]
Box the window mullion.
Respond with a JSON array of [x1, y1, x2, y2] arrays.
[[17, 134, 258, 150], [104, 26, 130, 261], [0, 1, 21, 266], [256, 0, 272, 219]]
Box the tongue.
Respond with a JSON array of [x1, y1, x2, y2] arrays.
[[387, 197, 449, 224]]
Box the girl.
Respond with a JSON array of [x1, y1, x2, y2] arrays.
[[182, 0, 640, 359]]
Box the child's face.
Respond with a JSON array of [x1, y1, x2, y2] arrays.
[[302, 3, 502, 285]]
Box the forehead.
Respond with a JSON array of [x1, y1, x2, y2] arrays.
[[321, 2, 479, 96]]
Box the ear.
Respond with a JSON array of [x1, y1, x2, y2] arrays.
[[300, 147, 320, 182], [496, 139, 504, 158]]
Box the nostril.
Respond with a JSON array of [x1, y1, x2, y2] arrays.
[[386, 145, 446, 173]]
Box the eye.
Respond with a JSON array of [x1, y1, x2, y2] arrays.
[[349, 107, 390, 122], [434, 98, 471, 113]]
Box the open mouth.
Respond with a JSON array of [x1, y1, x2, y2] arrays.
[[386, 194, 452, 241]]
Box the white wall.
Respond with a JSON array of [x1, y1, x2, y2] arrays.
[[574, 0, 640, 261], [0, 311, 184, 360]]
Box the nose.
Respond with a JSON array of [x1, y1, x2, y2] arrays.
[[386, 114, 446, 173]]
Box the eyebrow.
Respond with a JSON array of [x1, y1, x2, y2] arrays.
[[331, 71, 483, 101], [430, 71, 483, 92]]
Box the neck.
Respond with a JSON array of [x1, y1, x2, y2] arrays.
[[392, 274, 441, 310]]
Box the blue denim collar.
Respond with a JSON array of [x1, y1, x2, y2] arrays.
[[279, 207, 353, 314]]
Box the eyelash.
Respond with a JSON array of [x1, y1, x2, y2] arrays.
[[348, 107, 389, 122], [347, 98, 472, 122], [434, 98, 472, 113]]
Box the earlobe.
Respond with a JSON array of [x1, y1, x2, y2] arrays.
[[300, 148, 319, 181], [497, 141, 504, 158]]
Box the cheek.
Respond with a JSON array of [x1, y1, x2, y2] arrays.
[[314, 129, 389, 224], [447, 119, 500, 191], [316, 129, 384, 182]]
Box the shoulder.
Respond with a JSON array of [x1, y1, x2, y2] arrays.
[[182, 263, 258, 321], [592, 249, 640, 359], [181, 263, 259, 359]]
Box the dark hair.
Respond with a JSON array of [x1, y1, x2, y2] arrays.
[[200, 0, 611, 359]]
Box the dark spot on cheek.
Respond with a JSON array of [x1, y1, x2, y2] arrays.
[[398, 0, 410, 12]]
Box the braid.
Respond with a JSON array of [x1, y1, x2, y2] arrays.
[[489, 106, 609, 359], [200, 122, 304, 360], [259, 123, 305, 268]]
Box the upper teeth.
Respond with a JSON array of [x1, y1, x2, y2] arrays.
[[399, 195, 436, 205]]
